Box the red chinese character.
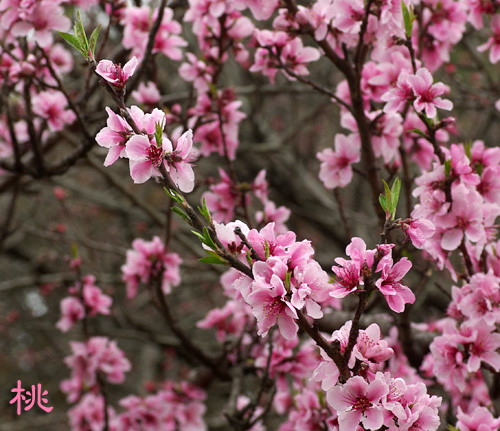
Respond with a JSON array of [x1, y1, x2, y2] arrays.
[[9, 380, 53, 414]]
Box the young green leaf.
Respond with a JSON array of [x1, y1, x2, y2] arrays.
[[401, 1, 415, 39], [444, 159, 452, 178], [58, 32, 84, 54], [74, 11, 89, 54], [202, 227, 217, 251], [379, 194, 387, 211], [199, 256, 227, 265], [154, 122, 163, 147], [382, 179, 392, 214], [171, 206, 190, 223], [390, 178, 401, 219], [88, 24, 101, 58]]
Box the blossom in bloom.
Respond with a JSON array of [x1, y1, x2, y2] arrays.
[[401, 217, 436, 248], [56, 297, 85, 332], [375, 258, 415, 313], [477, 15, 500, 64], [317, 133, 361, 189], [81, 275, 112, 317], [246, 258, 298, 340], [95, 107, 134, 166], [31, 90, 76, 132], [456, 406, 500, 431], [69, 393, 113, 431], [437, 183, 486, 251], [95, 56, 138, 88], [131, 81, 161, 105], [327, 376, 389, 431], [406, 68, 453, 118], [121, 236, 182, 299]]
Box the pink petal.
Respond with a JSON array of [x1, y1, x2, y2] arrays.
[[129, 160, 153, 184]]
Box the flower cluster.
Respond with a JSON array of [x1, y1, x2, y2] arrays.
[[121, 236, 182, 299], [331, 237, 415, 313]]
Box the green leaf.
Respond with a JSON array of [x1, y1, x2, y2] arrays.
[[447, 426, 460, 431], [154, 122, 163, 147], [164, 187, 184, 204], [202, 227, 217, 251], [264, 241, 270, 260], [379, 194, 387, 211], [199, 197, 212, 223], [74, 11, 89, 54], [409, 128, 428, 139], [191, 229, 207, 245], [71, 242, 79, 259], [464, 140, 472, 160], [444, 159, 452, 178], [246, 250, 253, 267], [58, 32, 83, 53], [390, 178, 401, 219], [88, 24, 101, 58], [401, 1, 414, 39], [382, 179, 392, 217], [476, 162, 483, 177], [199, 256, 227, 265], [171, 206, 190, 223]]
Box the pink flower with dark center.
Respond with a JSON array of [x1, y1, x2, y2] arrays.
[[375, 258, 415, 313], [406, 68, 453, 118], [401, 217, 436, 248], [56, 297, 85, 332], [317, 133, 361, 189], [32, 90, 76, 131], [247, 261, 298, 340], [96, 56, 138, 88], [477, 14, 500, 63], [456, 406, 500, 431], [327, 376, 389, 431]]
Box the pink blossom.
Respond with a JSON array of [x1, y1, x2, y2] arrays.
[[121, 236, 182, 299], [437, 183, 486, 251], [56, 297, 85, 332], [31, 90, 76, 132], [375, 258, 415, 313], [131, 81, 161, 105], [327, 376, 389, 431], [69, 393, 113, 431], [81, 275, 112, 317], [478, 15, 500, 63], [317, 133, 361, 189], [255, 201, 291, 234], [406, 68, 453, 118], [96, 56, 138, 88], [402, 217, 436, 248], [10, 1, 70, 48], [246, 260, 298, 340], [456, 406, 500, 431]]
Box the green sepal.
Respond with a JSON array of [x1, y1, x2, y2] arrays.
[[199, 256, 227, 265], [171, 206, 190, 223]]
